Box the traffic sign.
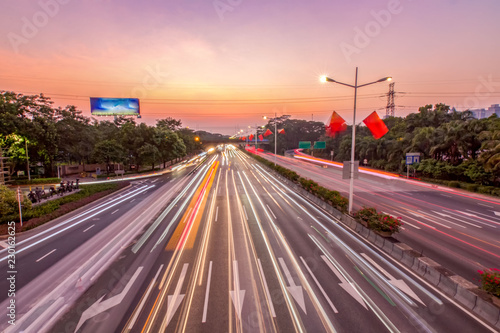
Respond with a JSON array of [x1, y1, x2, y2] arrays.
[[299, 141, 311, 149], [406, 152, 420, 165], [313, 141, 326, 149]]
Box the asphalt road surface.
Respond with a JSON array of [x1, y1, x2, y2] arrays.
[[36, 148, 498, 332]]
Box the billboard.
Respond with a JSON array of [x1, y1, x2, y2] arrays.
[[90, 98, 140, 116]]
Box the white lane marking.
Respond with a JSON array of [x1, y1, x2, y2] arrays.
[[230, 260, 246, 319], [440, 193, 452, 198], [242, 205, 249, 220], [464, 209, 500, 223], [495, 211, 500, 216], [278, 257, 306, 314], [300, 256, 338, 314], [258, 259, 276, 318], [266, 204, 277, 219], [36, 249, 56, 262], [166, 264, 189, 327], [151, 179, 159, 183], [76, 266, 143, 332], [434, 211, 483, 228], [320, 255, 367, 310], [130, 199, 136, 203], [215, 206, 219, 222], [0, 241, 8, 249], [202, 261, 213, 323], [415, 211, 451, 229], [431, 211, 469, 228], [111, 209, 119, 215], [382, 211, 421, 230], [128, 265, 164, 330], [83, 224, 95, 233], [477, 202, 494, 208], [360, 253, 425, 306], [169, 179, 174, 183]]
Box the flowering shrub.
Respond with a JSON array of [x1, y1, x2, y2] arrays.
[[369, 214, 403, 233], [478, 268, 500, 297], [355, 207, 377, 223], [355, 207, 403, 234]]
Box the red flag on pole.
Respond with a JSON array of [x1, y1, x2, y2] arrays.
[[278, 128, 285, 134], [325, 111, 347, 137], [249, 134, 254, 141], [263, 129, 273, 137], [363, 111, 389, 139], [241, 136, 246, 141], [258, 134, 263, 141]]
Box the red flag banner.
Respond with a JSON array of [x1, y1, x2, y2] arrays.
[[249, 134, 254, 141], [326, 111, 347, 137], [278, 128, 285, 134], [241, 136, 246, 141], [258, 134, 264, 141], [263, 129, 273, 137], [363, 111, 389, 139]]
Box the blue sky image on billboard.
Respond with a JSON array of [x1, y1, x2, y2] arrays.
[[90, 98, 140, 116]]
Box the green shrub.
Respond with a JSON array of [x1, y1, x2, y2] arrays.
[[355, 207, 378, 222], [11, 177, 62, 185], [477, 269, 500, 297], [447, 181, 460, 188]]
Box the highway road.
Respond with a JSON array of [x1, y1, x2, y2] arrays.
[[0, 162, 201, 332], [39, 147, 498, 332], [255, 150, 500, 285]]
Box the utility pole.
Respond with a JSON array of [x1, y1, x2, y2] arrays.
[[386, 82, 395, 117]]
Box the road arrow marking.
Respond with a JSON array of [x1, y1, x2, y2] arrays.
[[75, 266, 143, 332], [166, 263, 189, 327], [360, 253, 425, 306], [278, 257, 307, 314], [230, 260, 246, 319], [321, 255, 367, 310]]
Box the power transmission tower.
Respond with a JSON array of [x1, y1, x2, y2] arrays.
[[386, 82, 395, 117]]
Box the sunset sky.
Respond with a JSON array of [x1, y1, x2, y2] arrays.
[[1, 0, 500, 135]]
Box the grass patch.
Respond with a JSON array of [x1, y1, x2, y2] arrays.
[[1, 182, 130, 235]]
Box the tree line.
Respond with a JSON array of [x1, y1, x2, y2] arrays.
[[261, 104, 499, 186], [0, 91, 203, 177]]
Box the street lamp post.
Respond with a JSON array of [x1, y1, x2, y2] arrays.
[[263, 112, 278, 166], [321, 68, 391, 214]]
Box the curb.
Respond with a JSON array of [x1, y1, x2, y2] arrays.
[[264, 165, 500, 330]]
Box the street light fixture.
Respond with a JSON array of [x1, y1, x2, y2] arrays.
[[320, 68, 391, 214], [263, 112, 278, 166]]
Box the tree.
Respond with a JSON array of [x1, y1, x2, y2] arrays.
[[92, 140, 125, 175], [138, 143, 160, 170]]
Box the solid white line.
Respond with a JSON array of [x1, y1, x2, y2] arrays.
[[242, 205, 248, 220], [128, 264, 164, 330], [258, 259, 276, 318], [83, 224, 95, 233], [111, 209, 119, 215], [183, 207, 193, 224], [477, 203, 494, 208], [300, 256, 338, 314], [215, 206, 219, 222], [266, 204, 277, 219], [202, 261, 213, 323], [36, 249, 56, 262]]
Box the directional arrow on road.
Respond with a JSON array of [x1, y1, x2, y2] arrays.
[[75, 266, 143, 332], [321, 255, 367, 310], [360, 253, 425, 306], [230, 260, 246, 319], [166, 263, 189, 327], [278, 257, 307, 313]]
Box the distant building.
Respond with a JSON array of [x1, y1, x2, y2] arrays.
[[468, 104, 500, 119]]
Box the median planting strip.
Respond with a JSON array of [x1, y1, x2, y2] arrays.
[[246, 149, 500, 329]]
